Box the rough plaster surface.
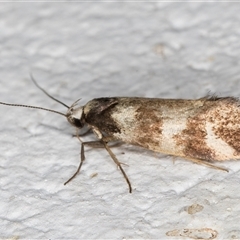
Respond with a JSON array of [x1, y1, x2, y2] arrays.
[[1, 2, 240, 239]]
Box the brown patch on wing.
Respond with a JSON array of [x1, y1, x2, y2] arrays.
[[208, 98, 240, 154], [133, 104, 163, 150], [174, 101, 216, 161]]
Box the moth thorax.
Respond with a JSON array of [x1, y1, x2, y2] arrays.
[[67, 106, 84, 128]]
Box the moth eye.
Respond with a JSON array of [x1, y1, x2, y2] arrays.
[[73, 118, 83, 128]]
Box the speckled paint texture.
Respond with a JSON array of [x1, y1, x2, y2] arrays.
[[1, 2, 240, 239]]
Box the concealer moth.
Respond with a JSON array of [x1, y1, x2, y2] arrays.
[[1, 77, 239, 193]]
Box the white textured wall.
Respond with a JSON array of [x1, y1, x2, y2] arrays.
[[1, 3, 240, 239]]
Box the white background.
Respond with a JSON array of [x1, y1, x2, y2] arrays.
[[1, 2, 240, 239]]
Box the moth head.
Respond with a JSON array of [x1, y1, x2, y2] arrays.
[[66, 99, 85, 129]]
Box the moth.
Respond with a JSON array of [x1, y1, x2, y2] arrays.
[[1, 77, 240, 193]]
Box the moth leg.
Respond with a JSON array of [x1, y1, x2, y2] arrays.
[[64, 140, 101, 185], [64, 139, 132, 192], [184, 157, 229, 172], [102, 136, 126, 149], [65, 127, 132, 192], [92, 127, 132, 193], [99, 140, 132, 193], [72, 131, 123, 147]]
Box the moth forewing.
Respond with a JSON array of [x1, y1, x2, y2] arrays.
[[81, 96, 240, 169]]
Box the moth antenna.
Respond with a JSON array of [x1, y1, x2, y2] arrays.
[[30, 73, 70, 109], [0, 102, 66, 117]]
